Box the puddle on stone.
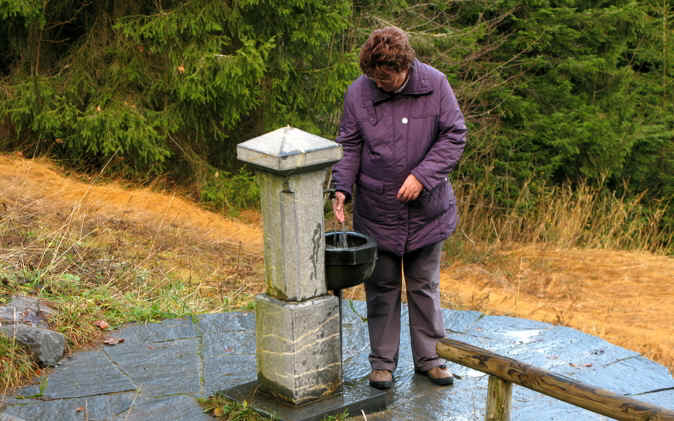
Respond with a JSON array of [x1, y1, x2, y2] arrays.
[[504, 329, 543, 344]]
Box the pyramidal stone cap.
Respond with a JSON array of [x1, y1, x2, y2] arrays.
[[237, 126, 343, 175]]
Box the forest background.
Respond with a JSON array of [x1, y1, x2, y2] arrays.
[[0, 0, 672, 252]]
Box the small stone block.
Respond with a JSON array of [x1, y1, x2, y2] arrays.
[[0, 296, 56, 329], [219, 380, 388, 421], [256, 294, 341, 405], [237, 127, 342, 175]]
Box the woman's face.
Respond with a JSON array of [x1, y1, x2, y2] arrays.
[[370, 68, 408, 93]]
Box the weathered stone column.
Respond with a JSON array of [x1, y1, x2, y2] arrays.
[[237, 127, 343, 405]]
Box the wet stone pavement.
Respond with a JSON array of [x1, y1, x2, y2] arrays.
[[1, 300, 673, 421]]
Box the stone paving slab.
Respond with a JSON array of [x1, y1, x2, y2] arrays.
[[197, 313, 256, 338], [198, 312, 257, 396], [1, 393, 136, 421], [202, 352, 256, 397], [114, 395, 212, 421], [638, 389, 674, 408], [1, 302, 672, 421], [104, 337, 202, 398], [113, 318, 198, 345], [12, 351, 136, 400]]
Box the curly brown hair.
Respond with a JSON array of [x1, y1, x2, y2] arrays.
[[359, 26, 416, 80]]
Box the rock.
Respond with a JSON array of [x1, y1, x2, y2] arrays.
[[0, 325, 65, 366], [0, 296, 56, 329]]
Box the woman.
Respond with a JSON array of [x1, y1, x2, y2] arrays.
[[331, 27, 467, 390]]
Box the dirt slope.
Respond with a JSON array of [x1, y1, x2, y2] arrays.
[[1, 153, 672, 374]]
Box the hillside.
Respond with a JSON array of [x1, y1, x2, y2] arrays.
[[1, 153, 672, 376]]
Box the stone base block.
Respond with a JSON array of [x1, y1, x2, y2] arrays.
[[220, 380, 388, 421], [256, 294, 341, 405]]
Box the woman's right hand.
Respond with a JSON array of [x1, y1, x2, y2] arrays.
[[332, 191, 346, 224]]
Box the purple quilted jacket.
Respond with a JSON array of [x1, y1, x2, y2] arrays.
[[332, 60, 467, 256]]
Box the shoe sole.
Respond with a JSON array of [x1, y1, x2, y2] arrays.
[[369, 380, 393, 390], [415, 368, 454, 386]]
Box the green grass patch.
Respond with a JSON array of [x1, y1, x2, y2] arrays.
[[0, 334, 39, 395]]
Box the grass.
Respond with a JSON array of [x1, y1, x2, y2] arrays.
[[448, 174, 672, 260], [1, 154, 672, 403], [0, 157, 265, 395], [199, 395, 273, 421], [0, 335, 39, 398]]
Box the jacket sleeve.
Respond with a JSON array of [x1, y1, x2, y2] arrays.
[[331, 91, 362, 201], [410, 77, 467, 191]]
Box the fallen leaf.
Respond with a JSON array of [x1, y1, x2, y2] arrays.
[[103, 337, 124, 346], [94, 320, 110, 330]]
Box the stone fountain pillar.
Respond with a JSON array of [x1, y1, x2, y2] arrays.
[[236, 127, 343, 405]]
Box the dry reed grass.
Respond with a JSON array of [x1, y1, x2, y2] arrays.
[[453, 176, 671, 254]]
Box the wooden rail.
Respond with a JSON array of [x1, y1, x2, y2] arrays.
[[437, 338, 674, 421]]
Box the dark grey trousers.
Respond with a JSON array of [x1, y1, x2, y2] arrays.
[[365, 241, 445, 372]]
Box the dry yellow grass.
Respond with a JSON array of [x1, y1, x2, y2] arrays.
[[1, 153, 672, 376], [0, 153, 266, 327], [0, 154, 263, 257]]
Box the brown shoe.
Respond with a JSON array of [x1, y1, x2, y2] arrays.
[[369, 369, 393, 390], [417, 364, 454, 386]]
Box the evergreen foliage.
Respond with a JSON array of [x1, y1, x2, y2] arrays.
[[0, 0, 671, 246], [352, 0, 672, 232], [0, 0, 356, 175]]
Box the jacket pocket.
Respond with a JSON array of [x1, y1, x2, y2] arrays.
[[355, 174, 399, 222], [412, 181, 451, 221]]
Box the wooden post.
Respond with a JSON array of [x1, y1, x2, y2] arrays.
[[486, 375, 512, 421]]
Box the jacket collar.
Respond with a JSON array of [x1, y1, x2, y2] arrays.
[[368, 60, 433, 105]]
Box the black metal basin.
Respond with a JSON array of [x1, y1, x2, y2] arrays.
[[325, 231, 377, 291]]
